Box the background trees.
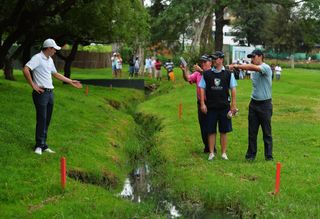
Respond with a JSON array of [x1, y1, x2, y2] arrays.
[[1, 0, 320, 80], [0, 0, 149, 80]]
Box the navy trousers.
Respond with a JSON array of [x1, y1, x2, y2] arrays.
[[246, 99, 273, 160], [32, 90, 54, 150]]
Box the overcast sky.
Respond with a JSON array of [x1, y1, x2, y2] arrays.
[[144, 0, 152, 7]]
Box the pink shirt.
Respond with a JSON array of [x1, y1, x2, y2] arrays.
[[188, 71, 204, 101]]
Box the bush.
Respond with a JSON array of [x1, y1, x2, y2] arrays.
[[63, 44, 112, 53]]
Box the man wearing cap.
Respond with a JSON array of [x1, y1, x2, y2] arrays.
[[23, 38, 83, 155], [199, 51, 237, 161], [229, 49, 273, 161], [180, 54, 217, 154]]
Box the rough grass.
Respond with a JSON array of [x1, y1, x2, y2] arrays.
[[0, 70, 159, 218], [137, 68, 320, 218], [1, 66, 320, 218]]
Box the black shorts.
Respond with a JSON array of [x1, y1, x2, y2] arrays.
[[207, 108, 232, 134]]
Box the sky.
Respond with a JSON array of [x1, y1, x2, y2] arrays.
[[144, 0, 152, 7]]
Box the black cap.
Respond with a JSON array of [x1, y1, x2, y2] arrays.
[[247, 49, 264, 58], [199, 54, 212, 62], [212, 51, 224, 59]]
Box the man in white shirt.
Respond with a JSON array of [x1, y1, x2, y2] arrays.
[[23, 39, 82, 155], [275, 65, 282, 80]]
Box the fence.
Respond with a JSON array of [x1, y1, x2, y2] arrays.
[[53, 51, 112, 70]]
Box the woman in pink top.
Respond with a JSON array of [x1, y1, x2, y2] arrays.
[[180, 55, 217, 154]]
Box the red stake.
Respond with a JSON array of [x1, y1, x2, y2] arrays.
[[274, 162, 281, 194], [179, 103, 182, 119], [85, 85, 89, 96], [61, 157, 66, 190]]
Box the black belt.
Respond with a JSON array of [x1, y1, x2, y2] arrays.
[[251, 98, 271, 104], [41, 88, 53, 92]]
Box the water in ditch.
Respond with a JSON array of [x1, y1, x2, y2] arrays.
[[116, 111, 235, 218], [118, 163, 234, 218]]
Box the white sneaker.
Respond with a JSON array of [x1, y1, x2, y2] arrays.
[[208, 153, 215, 161], [44, 148, 56, 153], [222, 153, 229, 160], [34, 147, 42, 155]]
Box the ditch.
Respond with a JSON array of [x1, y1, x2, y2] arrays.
[[118, 107, 235, 218]]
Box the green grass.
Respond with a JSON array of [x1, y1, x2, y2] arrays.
[[0, 71, 158, 218], [266, 59, 320, 70], [137, 68, 320, 218], [1, 67, 320, 218]]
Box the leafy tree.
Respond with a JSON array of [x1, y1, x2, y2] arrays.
[[54, 0, 149, 78], [148, 0, 238, 54], [231, 0, 320, 55], [0, 0, 81, 80], [231, 2, 269, 46], [0, 0, 150, 80]]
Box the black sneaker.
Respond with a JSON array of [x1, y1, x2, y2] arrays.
[[265, 157, 273, 161]]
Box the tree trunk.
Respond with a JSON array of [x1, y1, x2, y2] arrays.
[[3, 55, 14, 80], [190, 13, 209, 54], [22, 43, 32, 66], [63, 41, 79, 79], [136, 0, 145, 76], [137, 45, 144, 76], [55, 41, 79, 79], [200, 14, 214, 54], [215, 6, 225, 51], [190, 2, 214, 54]]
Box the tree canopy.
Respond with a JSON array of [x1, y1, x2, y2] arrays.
[[1, 0, 150, 79]]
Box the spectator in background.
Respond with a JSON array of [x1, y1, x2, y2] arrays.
[[145, 57, 152, 78], [151, 57, 156, 78], [271, 64, 275, 80], [115, 53, 123, 78], [111, 52, 117, 78], [164, 59, 175, 81], [275, 65, 282, 80], [134, 57, 140, 77], [154, 58, 162, 81], [128, 55, 135, 79]]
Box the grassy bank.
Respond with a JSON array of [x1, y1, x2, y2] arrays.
[[1, 67, 320, 218], [137, 68, 320, 218], [0, 70, 159, 218]]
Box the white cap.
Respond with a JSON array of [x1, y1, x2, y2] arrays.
[[113, 52, 117, 56], [43, 38, 61, 50]]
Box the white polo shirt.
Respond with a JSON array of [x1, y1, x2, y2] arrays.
[[25, 51, 58, 89]]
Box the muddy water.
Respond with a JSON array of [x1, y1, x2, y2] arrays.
[[118, 110, 235, 218], [119, 164, 182, 218]]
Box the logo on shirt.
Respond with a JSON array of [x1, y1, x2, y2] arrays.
[[211, 78, 223, 90], [214, 78, 221, 86]]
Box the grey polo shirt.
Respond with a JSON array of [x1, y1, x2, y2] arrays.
[[25, 51, 57, 89], [251, 63, 272, 100]]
